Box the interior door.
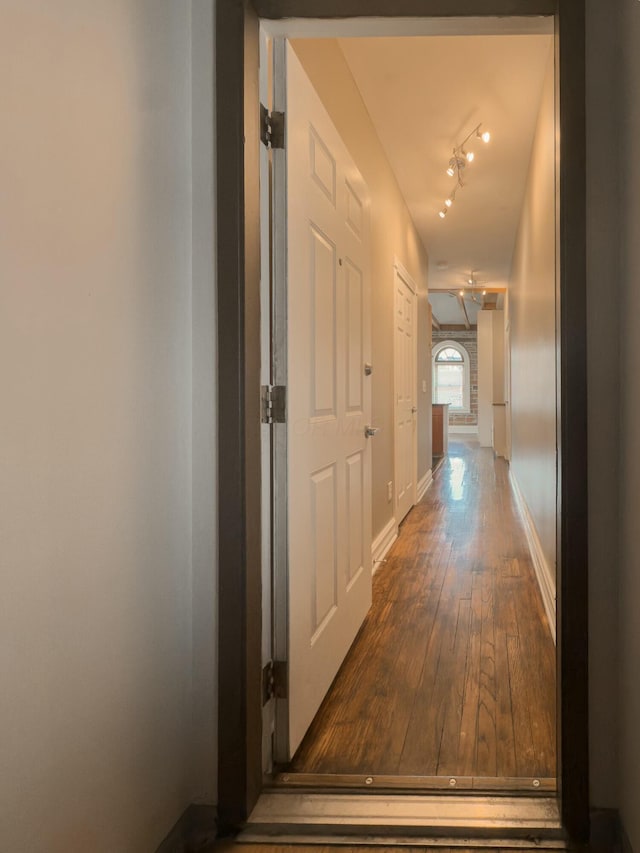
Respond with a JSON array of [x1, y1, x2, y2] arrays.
[[280, 43, 373, 758], [394, 265, 417, 524]]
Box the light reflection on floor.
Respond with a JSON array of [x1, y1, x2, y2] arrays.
[[447, 450, 467, 501]]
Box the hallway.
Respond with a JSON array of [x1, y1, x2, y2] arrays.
[[288, 440, 556, 782]]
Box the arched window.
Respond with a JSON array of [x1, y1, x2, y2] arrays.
[[432, 341, 471, 412]]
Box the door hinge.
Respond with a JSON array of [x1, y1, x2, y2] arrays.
[[261, 385, 286, 424], [262, 659, 288, 704], [260, 103, 285, 149]]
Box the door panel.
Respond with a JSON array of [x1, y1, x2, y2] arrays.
[[310, 225, 337, 418], [346, 450, 365, 585], [310, 464, 338, 635], [283, 44, 372, 758]]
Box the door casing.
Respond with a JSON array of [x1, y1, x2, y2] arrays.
[[393, 259, 418, 524], [216, 0, 588, 842]]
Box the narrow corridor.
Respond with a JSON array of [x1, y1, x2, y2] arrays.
[[288, 440, 556, 782]]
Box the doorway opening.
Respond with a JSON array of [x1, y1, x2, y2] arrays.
[[216, 0, 592, 840], [262, 19, 557, 785]]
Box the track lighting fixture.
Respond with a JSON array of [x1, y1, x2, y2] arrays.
[[452, 271, 490, 305], [449, 269, 488, 308], [438, 123, 491, 220]]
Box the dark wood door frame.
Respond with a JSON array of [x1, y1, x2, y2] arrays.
[[216, 0, 588, 842]]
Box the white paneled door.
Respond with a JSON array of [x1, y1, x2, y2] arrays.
[[394, 264, 417, 524], [284, 44, 373, 758]]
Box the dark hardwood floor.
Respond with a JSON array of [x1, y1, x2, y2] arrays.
[[221, 847, 556, 853], [288, 440, 556, 780]]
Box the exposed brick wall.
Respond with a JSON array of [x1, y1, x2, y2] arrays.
[[432, 330, 478, 426]]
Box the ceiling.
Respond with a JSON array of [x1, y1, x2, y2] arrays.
[[337, 34, 553, 326]]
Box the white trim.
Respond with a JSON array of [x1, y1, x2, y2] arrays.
[[393, 257, 417, 294], [449, 425, 478, 435], [416, 469, 433, 502], [371, 516, 398, 575], [509, 470, 556, 644]]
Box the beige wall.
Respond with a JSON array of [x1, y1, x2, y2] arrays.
[[0, 2, 217, 850], [191, 0, 218, 810], [508, 47, 557, 582], [291, 39, 430, 541]]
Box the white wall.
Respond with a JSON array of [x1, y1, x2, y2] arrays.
[[0, 2, 216, 850], [508, 47, 557, 583], [477, 311, 494, 447], [477, 310, 505, 448], [492, 311, 505, 405], [290, 39, 430, 542]]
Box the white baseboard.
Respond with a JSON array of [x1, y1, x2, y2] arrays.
[[416, 469, 433, 502], [509, 470, 557, 644], [449, 425, 479, 435], [371, 516, 398, 575]]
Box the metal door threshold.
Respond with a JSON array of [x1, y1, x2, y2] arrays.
[[240, 791, 565, 845], [271, 772, 557, 794]]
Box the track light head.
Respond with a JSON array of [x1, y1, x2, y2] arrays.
[[466, 150, 475, 163], [482, 130, 491, 143], [439, 209, 447, 219]]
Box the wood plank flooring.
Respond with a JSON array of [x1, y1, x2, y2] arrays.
[[221, 846, 565, 853], [288, 440, 556, 780]]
